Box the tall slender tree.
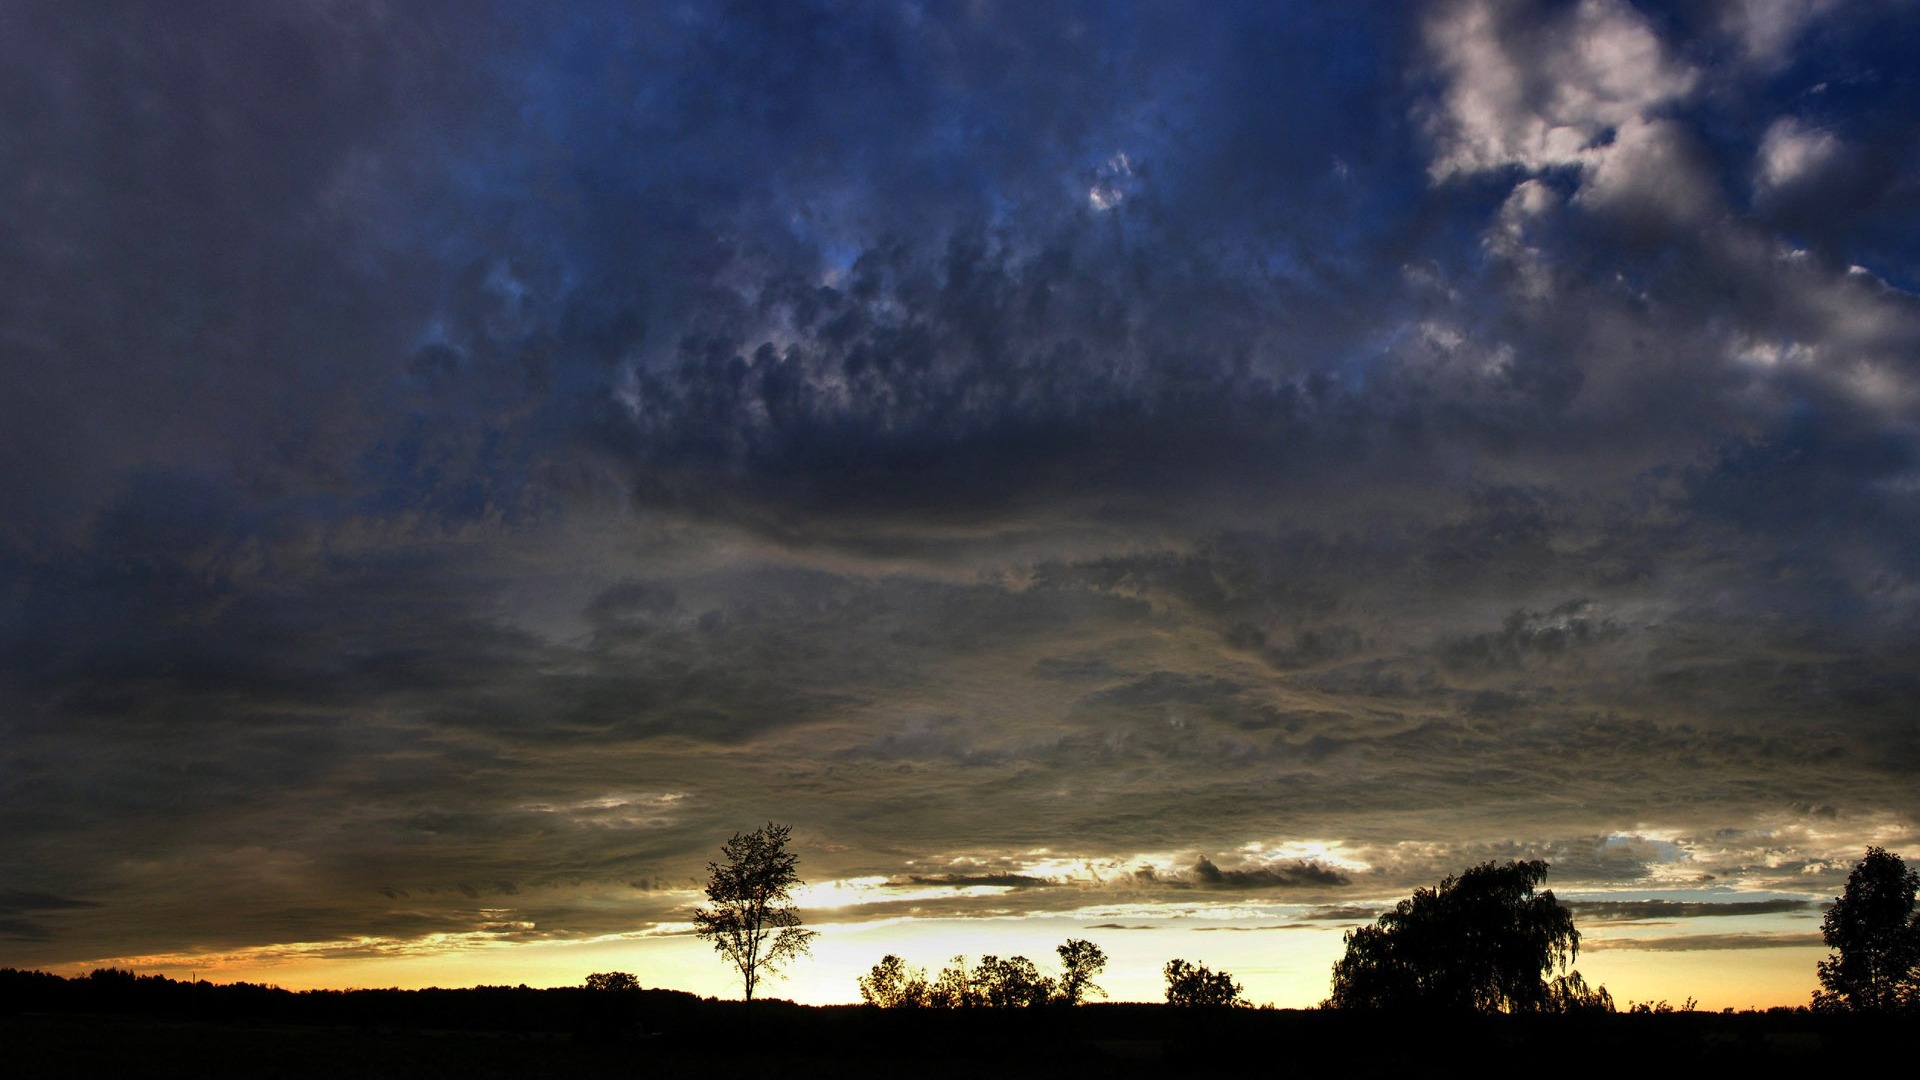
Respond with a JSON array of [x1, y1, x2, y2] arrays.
[[692, 822, 817, 1002]]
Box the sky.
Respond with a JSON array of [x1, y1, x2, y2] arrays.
[[3, 0, 1919, 1010]]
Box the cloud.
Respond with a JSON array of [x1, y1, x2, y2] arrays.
[[1192, 923, 1317, 932], [1566, 899, 1814, 922], [1, 2, 1917, 996], [1304, 905, 1390, 923], [1136, 857, 1352, 891], [1190, 856, 1351, 890], [894, 874, 1054, 890], [1756, 117, 1845, 195], [1573, 118, 1721, 234], [1437, 600, 1627, 673], [0, 891, 101, 942], [1584, 932, 1822, 952], [1716, 0, 1842, 68], [1420, 0, 1695, 179]]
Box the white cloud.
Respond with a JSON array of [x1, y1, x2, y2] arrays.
[[1423, 0, 1724, 243], [517, 791, 688, 829], [1755, 115, 1843, 195], [1422, 0, 1695, 179], [1574, 117, 1720, 228]]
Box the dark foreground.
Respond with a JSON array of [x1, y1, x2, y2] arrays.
[[0, 970, 1888, 1079]]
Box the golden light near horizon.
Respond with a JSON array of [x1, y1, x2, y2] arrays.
[[62, 879, 1830, 1012]]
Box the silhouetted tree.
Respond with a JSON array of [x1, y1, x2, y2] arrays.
[[1815, 846, 1920, 1012], [974, 955, 1053, 1008], [928, 955, 981, 1008], [857, 954, 930, 1008], [692, 821, 817, 1002], [867, 942, 1105, 1009], [579, 971, 643, 1041], [1326, 859, 1583, 1013], [1053, 938, 1107, 1005], [1164, 959, 1245, 1008], [1543, 970, 1615, 1014]]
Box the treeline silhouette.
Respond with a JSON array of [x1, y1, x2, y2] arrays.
[[847, 861, 1633, 1016], [6, 849, 1914, 1076], [0, 965, 701, 1036], [856, 939, 1108, 1008], [0, 966, 1893, 1079], [852, 851, 1917, 1018]]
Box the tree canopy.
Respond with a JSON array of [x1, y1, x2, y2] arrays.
[[857, 955, 930, 1008], [1815, 846, 1920, 1012], [1054, 939, 1108, 1006], [1163, 959, 1245, 1008], [974, 955, 1053, 1008], [856, 940, 1107, 1008], [1327, 859, 1583, 1013], [582, 971, 639, 993], [691, 822, 816, 1002]]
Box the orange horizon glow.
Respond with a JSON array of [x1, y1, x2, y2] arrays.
[[47, 913, 1827, 1013]]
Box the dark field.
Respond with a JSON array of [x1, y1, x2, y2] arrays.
[[0, 971, 1882, 1079]]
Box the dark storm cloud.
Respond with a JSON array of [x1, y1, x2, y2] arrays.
[[1163, 857, 1350, 890], [1566, 899, 1813, 922], [1437, 601, 1626, 673], [1584, 933, 1821, 953], [3, 0, 1920, 980], [1305, 905, 1389, 922], [0, 2, 493, 549], [0, 892, 101, 942], [893, 874, 1054, 889]]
